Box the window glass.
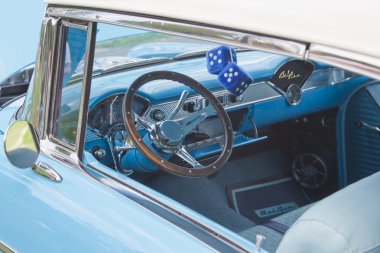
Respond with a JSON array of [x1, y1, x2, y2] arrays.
[[52, 25, 88, 146], [92, 23, 218, 73]]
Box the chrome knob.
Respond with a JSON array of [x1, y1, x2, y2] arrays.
[[157, 120, 184, 146], [93, 147, 106, 160]]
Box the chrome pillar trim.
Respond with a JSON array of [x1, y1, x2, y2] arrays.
[[308, 44, 380, 80], [76, 21, 97, 160], [46, 6, 307, 58], [47, 18, 65, 141], [32, 161, 63, 183], [22, 17, 59, 139], [0, 240, 15, 253]]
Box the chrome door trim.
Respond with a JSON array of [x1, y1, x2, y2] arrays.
[[45, 6, 380, 80], [84, 161, 254, 253]]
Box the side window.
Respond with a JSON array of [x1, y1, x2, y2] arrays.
[[52, 23, 88, 147]]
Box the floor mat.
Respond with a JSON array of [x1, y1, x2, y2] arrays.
[[226, 174, 311, 224]]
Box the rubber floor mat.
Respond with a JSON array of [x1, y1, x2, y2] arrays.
[[226, 175, 311, 224]]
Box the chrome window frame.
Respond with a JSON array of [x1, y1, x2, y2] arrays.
[[47, 19, 96, 156]]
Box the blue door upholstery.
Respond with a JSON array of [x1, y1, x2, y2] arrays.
[[345, 82, 380, 184]]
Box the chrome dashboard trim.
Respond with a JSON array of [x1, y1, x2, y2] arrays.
[[144, 81, 281, 124], [46, 6, 307, 58]]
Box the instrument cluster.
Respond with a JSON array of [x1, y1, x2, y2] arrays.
[[88, 94, 149, 134]]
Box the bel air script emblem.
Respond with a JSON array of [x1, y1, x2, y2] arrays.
[[255, 202, 298, 218], [279, 70, 301, 80]]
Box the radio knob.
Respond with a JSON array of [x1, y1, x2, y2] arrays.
[[183, 101, 196, 113], [228, 94, 243, 103], [151, 109, 166, 121]]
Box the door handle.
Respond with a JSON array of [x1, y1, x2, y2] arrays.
[[32, 161, 62, 183], [356, 121, 380, 134]]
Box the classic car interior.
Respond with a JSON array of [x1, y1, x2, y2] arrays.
[[51, 22, 378, 252], [8, 18, 380, 253]]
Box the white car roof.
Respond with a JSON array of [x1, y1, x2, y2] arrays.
[[46, 0, 379, 59]]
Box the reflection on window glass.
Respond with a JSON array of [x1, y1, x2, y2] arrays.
[[92, 23, 218, 73], [53, 25, 88, 146]]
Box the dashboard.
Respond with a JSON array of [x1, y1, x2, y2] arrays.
[[84, 52, 361, 173]]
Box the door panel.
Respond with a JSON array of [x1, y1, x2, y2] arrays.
[[345, 83, 380, 184]]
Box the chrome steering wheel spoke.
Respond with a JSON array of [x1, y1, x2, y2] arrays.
[[167, 90, 189, 120], [175, 146, 204, 169], [134, 112, 154, 133], [175, 105, 215, 135]]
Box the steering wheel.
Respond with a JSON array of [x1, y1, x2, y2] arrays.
[[123, 71, 233, 177]]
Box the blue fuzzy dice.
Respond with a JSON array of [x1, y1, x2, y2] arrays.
[[218, 62, 253, 96], [206, 45, 237, 75]]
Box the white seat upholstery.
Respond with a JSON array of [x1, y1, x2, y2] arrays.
[[277, 172, 380, 253], [240, 204, 312, 252]]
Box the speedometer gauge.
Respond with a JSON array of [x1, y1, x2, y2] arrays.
[[286, 84, 301, 105]]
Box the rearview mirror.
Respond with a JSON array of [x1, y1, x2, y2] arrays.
[[4, 120, 40, 168]]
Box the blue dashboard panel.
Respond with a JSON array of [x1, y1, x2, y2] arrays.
[[84, 47, 371, 174], [252, 76, 370, 128], [88, 51, 290, 107]]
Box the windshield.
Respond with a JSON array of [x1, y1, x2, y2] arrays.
[[89, 23, 219, 72]]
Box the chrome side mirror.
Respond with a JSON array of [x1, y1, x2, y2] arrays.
[[4, 120, 40, 168]]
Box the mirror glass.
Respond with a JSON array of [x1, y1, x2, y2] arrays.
[[4, 120, 40, 168]]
